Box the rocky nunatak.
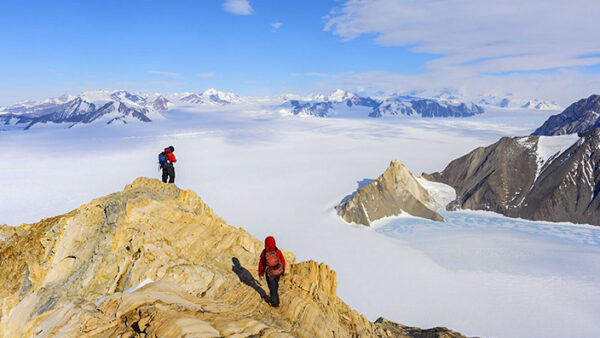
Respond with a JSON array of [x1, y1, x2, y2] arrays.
[[533, 94, 600, 136], [0, 177, 465, 337], [425, 129, 600, 226], [336, 160, 446, 226]]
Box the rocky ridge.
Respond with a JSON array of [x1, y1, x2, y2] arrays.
[[532, 94, 600, 136], [0, 177, 465, 337], [336, 160, 446, 226], [425, 130, 600, 225]]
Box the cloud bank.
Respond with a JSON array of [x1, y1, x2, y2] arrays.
[[323, 0, 600, 103], [223, 0, 254, 15], [325, 0, 600, 73]]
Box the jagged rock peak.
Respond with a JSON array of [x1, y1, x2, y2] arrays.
[[532, 94, 600, 136], [0, 177, 464, 337], [336, 160, 445, 226]]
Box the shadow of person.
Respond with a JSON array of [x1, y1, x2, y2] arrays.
[[232, 257, 268, 300]]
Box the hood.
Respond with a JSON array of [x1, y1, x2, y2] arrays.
[[265, 236, 276, 251]]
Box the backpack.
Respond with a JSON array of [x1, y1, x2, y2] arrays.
[[265, 250, 283, 276], [158, 151, 170, 169]]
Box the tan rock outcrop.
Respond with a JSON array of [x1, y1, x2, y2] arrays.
[[336, 160, 445, 226], [0, 177, 464, 337]]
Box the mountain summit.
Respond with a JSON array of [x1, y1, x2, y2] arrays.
[[532, 94, 600, 136], [0, 177, 464, 337], [179, 88, 242, 105], [336, 160, 448, 226]]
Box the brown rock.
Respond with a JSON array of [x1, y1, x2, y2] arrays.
[[0, 177, 465, 337], [336, 160, 445, 226], [425, 130, 600, 226]]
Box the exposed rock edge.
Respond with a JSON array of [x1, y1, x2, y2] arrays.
[[0, 177, 464, 337]]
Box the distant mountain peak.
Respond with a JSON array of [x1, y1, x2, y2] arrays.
[[532, 94, 600, 136], [476, 94, 561, 110], [327, 89, 357, 102], [0, 89, 162, 130], [179, 88, 241, 105]]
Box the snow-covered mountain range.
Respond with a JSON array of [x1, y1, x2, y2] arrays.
[[0, 88, 242, 130], [280, 89, 484, 118], [0, 90, 166, 130], [177, 88, 243, 105], [0, 87, 565, 130], [476, 94, 561, 110]]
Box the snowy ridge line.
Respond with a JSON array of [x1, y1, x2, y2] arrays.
[[280, 90, 484, 118], [1, 88, 564, 131], [516, 134, 580, 185]]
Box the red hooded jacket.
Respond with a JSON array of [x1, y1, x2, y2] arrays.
[[258, 236, 285, 277], [165, 148, 177, 164]]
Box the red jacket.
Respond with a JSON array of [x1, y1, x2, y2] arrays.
[[165, 149, 177, 164], [258, 236, 285, 277]]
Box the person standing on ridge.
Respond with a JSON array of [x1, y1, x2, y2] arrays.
[[159, 146, 177, 183], [258, 236, 285, 307]]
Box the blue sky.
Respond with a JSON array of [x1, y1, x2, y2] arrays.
[[0, 0, 432, 104], [1, 0, 599, 105]]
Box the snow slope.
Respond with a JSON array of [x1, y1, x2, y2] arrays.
[[1, 105, 599, 337]]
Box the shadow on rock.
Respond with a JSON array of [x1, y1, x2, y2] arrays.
[[232, 257, 268, 301]]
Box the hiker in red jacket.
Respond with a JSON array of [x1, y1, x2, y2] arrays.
[[160, 146, 177, 183], [258, 236, 285, 307]]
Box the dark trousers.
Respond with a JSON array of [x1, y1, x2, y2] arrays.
[[266, 274, 281, 306], [162, 166, 175, 183]]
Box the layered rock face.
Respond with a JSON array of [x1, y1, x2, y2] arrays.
[[533, 94, 600, 136], [0, 177, 464, 337], [425, 130, 600, 225], [336, 160, 445, 226]]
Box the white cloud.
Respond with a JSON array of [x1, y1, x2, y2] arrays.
[[271, 22, 282, 32], [196, 72, 215, 78], [325, 0, 600, 74], [223, 0, 254, 15], [148, 70, 182, 78]]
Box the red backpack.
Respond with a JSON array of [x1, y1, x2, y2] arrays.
[[265, 250, 283, 276]]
